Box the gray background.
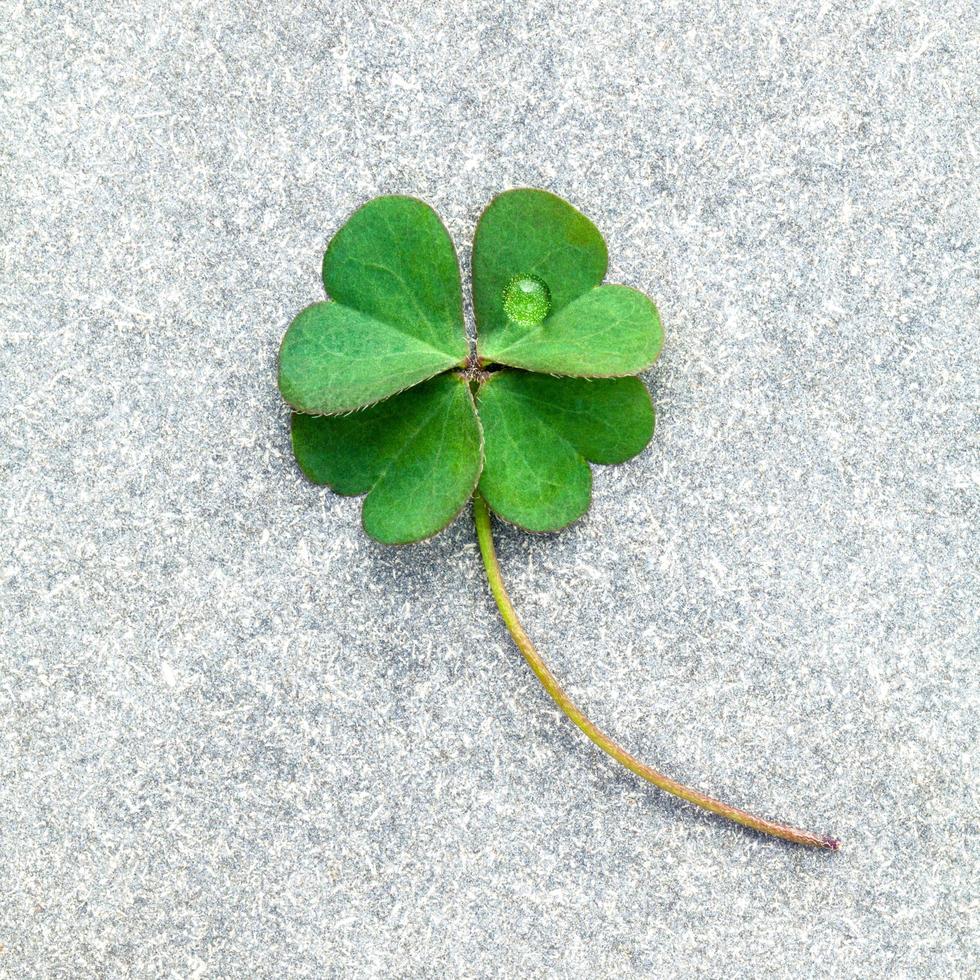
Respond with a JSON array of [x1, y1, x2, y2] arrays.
[[2, 0, 977, 976]]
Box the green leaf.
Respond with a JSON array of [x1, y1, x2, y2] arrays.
[[290, 374, 483, 545], [279, 196, 469, 414], [474, 189, 606, 352], [484, 285, 663, 376], [473, 189, 663, 376], [476, 370, 654, 531]]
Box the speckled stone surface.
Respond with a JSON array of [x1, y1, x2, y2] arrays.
[[2, 2, 978, 976]]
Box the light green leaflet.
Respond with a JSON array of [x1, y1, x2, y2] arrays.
[[278, 190, 663, 542], [279, 196, 468, 414], [473, 190, 663, 374]]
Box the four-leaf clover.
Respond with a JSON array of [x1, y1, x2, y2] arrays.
[[274, 190, 841, 850], [279, 189, 663, 543]]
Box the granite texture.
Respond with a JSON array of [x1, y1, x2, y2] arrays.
[[1, 1, 978, 977]]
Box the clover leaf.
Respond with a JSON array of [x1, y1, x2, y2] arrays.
[[474, 189, 663, 376], [476, 371, 653, 531], [291, 373, 482, 545], [279, 196, 469, 415], [275, 190, 840, 851], [279, 189, 662, 542]]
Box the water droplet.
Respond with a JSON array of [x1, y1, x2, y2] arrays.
[[502, 274, 551, 327]]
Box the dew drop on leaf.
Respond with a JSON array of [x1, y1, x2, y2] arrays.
[[502, 274, 551, 327]]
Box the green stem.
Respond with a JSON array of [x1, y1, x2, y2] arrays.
[[473, 492, 840, 851]]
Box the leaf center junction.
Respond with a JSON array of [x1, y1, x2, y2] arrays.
[[502, 274, 551, 328]]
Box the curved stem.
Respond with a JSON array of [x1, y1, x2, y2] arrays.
[[473, 493, 840, 851]]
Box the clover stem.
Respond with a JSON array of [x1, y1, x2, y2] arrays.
[[472, 492, 840, 851]]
